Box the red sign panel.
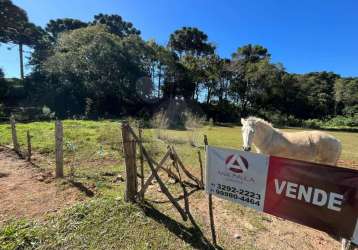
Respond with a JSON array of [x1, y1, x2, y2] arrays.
[[264, 156, 358, 240]]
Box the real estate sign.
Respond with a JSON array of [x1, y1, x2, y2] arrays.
[[205, 146, 358, 243]]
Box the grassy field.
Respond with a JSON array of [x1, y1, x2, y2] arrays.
[[0, 120, 357, 249]]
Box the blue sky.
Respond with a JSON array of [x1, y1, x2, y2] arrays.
[[1, 0, 358, 78]]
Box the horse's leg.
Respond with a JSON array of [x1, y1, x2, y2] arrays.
[[315, 138, 342, 166], [341, 238, 353, 250], [316, 149, 338, 166]]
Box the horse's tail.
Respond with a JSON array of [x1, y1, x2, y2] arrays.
[[334, 139, 342, 165], [316, 133, 342, 166]]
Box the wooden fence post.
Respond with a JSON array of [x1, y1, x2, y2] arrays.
[[121, 122, 138, 202], [126, 125, 187, 221], [132, 139, 137, 193], [204, 135, 217, 246], [55, 120, 64, 178], [10, 115, 20, 154], [197, 150, 204, 188], [27, 130, 31, 162], [138, 127, 145, 201]]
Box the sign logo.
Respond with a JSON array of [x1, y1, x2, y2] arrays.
[[225, 154, 249, 173]]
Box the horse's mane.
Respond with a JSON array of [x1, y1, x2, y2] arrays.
[[246, 116, 274, 128]]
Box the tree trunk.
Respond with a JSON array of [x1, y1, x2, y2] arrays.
[[19, 43, 24, 79], [206, 88, 212, 105], [218, 79, 224, 104], [158, 65, 162, 98]]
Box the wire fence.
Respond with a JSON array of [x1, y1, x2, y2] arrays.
[[1, 118, 171, 185]]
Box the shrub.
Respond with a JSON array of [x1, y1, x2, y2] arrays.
[[150, 110, 169, 130], [42, 105, 55, 120], [184, 111, 204, 130], [303, 115, 358, 129], [259, 111, 303, 127]]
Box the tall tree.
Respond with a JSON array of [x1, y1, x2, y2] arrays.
[[162, 60, 194, 100], [43, 25, 147, 117], [0, 0, 27, 37], [180, 55, 206, 100], [201, 55, 231, 104], [91, 14, 140, 37], [167, 27, 215, 100], [296, 72, 338, 118], [145, 40, 177, 98], [229, 44, 273, 115], [45, 18, 88, 39], [0, 0, 43, 79], [335, 77, 358, 116], [168, 27, 215, 57], [232, 44, 270, 63]]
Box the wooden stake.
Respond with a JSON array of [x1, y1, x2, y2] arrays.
[[197, 150, 204, 188], [132, 139, 137, 194], [27, 130, 31, 162], [138, 127, 144, 201], [208, 194, 217, 245], [121, 122, 138, 202], [10, 115, 20, 154], [55, 120, 64, 178], [204, 135, 208, 148], [204, 134, 217, 246]]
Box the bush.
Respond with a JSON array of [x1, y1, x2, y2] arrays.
[[151, 110, 169, 130], [184, 111, 204, 130], [42, 105, 55, 119], [303, 115, 358, 129], [258, 111, 303, 127]]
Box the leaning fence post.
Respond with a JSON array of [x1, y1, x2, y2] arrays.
[[121, 122, 138, 202], [10, 115, 20, 154], [27, 130, 31, 162], [55, 120, 64, 178], [204, 135, 217, 246]]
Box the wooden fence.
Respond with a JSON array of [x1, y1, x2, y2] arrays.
[[121, 122, 205, 221], [120, 122, 219, 245], [7, 118, 217, 246], [9, 117, 64, 178]]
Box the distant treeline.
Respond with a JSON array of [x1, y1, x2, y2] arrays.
[[1, 0, 357, 124]]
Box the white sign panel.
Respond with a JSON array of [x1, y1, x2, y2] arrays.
[[205, 146, 269, 211]]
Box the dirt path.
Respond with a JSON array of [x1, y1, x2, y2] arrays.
[[0, 147, 82, 224], [190, 194, 341, 250]]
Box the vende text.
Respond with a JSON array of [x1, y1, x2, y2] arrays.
[[274, 179, 344, 211]]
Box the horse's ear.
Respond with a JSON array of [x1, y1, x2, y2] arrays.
[[241, 118, 246, 125]]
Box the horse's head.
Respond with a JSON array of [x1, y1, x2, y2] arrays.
[[241, 118, 255, 151]]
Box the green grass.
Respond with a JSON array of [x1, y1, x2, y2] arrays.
[[1, 120, 358, 250], [1, 198, 209, 250]]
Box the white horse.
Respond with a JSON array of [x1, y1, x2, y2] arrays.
[[241, 117, 353, 250], [241, 117, 341, 165], [241, 117, 352, 250]]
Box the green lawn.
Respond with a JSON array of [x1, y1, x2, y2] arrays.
[[0, 199, 209, 250]]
